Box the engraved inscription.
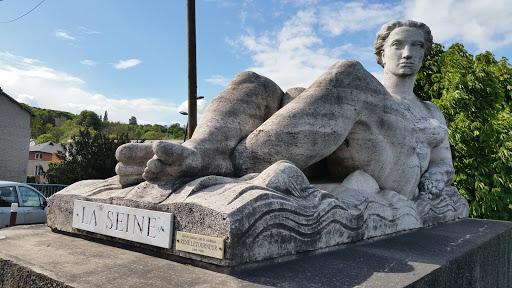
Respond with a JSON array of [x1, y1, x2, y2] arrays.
[[73, 200, 173, 248], [175, 231, 224, 259]]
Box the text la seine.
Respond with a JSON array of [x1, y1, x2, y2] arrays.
[[80, 206, 161, 238]]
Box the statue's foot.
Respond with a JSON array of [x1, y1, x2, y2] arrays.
[[143, 141, 202, 181], [115, 143, 154, 187]]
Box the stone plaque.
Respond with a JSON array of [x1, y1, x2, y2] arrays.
[[175, 231, 224, 259], [72, 200, 173, 248]]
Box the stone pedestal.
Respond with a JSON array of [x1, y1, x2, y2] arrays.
[[47, 170, 468, 266], [1, 219, 511, 287]]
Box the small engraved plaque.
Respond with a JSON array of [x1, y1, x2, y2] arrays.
[[175, 231, 224, 259], [72, 200, 173, 248]]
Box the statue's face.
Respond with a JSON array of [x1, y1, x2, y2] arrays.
[[382, 27, 425, 77]]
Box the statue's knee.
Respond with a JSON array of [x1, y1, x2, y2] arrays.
[[315, 59, 381, 90], [329, 59, 364, 72], [229, 71, 265, 87]]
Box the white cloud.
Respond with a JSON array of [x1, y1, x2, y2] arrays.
[[318, 2, 402, 36], [78, 26, 101, 35], [15, 94, 37, 107], [404, 0, 512, 51], [279, 0, 320, 6], [203, 0, 235, 8], [234, 9, 358, 90], [177, 99, 207, 119], [114, 59, 142, 69], [0, 52, 184, 125], [55, 29, 75, 40], [80, 60, 97, 66], [205, 75, 231, 87], [232, 0, 510, 92]]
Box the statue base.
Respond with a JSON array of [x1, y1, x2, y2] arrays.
[[2, 219, 512, 287], [47, 162, 468, 266]]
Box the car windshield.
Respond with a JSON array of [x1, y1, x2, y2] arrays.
[[0, 186, 19, 207]]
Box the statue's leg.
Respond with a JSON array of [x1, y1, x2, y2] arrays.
[[233, 59, 387, 176], [143, 71, 284, 181]]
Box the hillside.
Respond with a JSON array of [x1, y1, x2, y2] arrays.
[[21, 104, 186, 144]]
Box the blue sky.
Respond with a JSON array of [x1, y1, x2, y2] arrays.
[[1, 0, 511, 125]]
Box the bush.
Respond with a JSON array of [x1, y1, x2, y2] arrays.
[[44, 129, 130, 185], [26, 175, 36, 183]]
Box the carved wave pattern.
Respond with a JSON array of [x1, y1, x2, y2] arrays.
[[415, 186, 469, 224], [180, 177, 468, 261], [234, 189, 421, 252]]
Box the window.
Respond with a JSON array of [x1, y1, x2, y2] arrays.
[[35, 153, 42, 159], [35, 165, 43, 176], [19, 187, 44, 207], [0, 186, 19, 207]]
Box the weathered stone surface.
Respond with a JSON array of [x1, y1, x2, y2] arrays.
[[48, 160, 468, 266], [115, 20, 454, 202]]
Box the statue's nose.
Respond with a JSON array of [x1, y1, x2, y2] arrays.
[[402, 45, 413, 59]]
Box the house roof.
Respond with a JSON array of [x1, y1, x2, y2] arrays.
[[0, 87, 35, 117], [30, 141, 65, 154]]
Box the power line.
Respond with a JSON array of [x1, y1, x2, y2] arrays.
[[0, 0, 46, 24]]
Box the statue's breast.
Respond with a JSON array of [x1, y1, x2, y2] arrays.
[[414, 118, 447, 148]]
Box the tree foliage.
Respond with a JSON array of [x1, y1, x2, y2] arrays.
[[35, 133, 56, 144], [129, 116, 137, 126], [75, 110, 102, 131], [22, 105, 186, 142], [44, 129, 130, 185], [415, 43, 512, 220]]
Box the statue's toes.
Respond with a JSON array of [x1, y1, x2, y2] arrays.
[[153, 141, 194, 165], [116, 143, 154, 163], [143, 157, 177, 181]]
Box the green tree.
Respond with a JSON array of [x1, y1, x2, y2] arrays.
[[47, 125, 67, 143], [415, 43, 512, 220], [30, 115, 46, 139], [103, 110, 108, 122], [141, 131, 165, 140], [35, 133, 56, 144], [168, 123, 185, 139], [44, 129, 130, 185], [75, 110, 102, 131], [129, 116, 137, 126]]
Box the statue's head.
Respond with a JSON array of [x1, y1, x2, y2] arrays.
[[374, 20, 433, 69]]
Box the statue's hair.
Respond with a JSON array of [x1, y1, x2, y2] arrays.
[[374, 20, 433, 68]]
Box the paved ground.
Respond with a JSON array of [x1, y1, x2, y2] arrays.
[[1, 218, 511, 287]]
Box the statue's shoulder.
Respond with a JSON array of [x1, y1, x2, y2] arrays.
[[422, 101, 447, 123]]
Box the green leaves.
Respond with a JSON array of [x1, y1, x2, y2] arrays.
[[415, 42, 512, 220], [44, 129, 130, 185]]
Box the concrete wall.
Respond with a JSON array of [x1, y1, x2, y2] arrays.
[[0, 94, 32, 182]]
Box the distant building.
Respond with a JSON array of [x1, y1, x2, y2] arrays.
[[28, 141, 65, 183], [0, 87, 34, 182]]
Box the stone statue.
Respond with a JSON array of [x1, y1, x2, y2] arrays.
[[116, 20, 453, 201], [48, 20, 468, 267]]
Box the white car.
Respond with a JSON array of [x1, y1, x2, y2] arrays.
[[0, 181, 47, 228]]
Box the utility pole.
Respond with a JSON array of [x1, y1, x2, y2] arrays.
[[187, 0, 197, 140]]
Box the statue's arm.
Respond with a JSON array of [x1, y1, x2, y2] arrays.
[[419, 104, 455, 197]]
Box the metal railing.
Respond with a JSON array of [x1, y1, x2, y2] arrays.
[[28, 184, 69, 198]]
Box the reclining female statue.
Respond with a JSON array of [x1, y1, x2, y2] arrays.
[[116, 20, 454, 201]]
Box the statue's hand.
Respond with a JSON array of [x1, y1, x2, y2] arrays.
[[115, 143, 154, 187], [419, 171, 446, 199]]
